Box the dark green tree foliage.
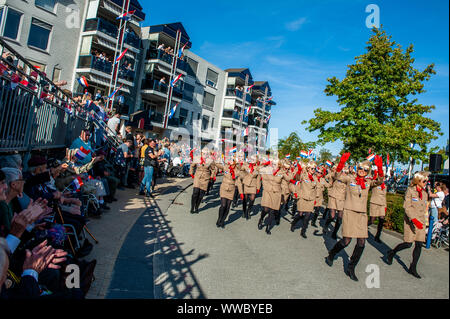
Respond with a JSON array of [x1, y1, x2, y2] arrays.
[[277, 132, 315, 159], [302, 27, 442, 163]]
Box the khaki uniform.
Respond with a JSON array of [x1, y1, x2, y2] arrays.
[[315, 175, 331, 208], [216, 164, 242, 200], [293, 171, 317, 213], [328, 171, 347, 211], [369, 183, 387, 217], [403, 186, 429, 243], [240, 163, 261, 195], [260, 172, 290, 211], [339, 175, 383, 238], [281, 168, 293, 200], [189, 161, 215, 191]]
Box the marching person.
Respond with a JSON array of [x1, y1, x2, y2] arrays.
[[258, 160, 290, 235], [368, 170, 387, 243], [240, 155, 261, 220], [311, 165, 331, 227], [290, 161, 317, 238], [281, 160, 294, 214], [206, 163, 218, 195], [324, 161, 350, 239], [215, 161, 243, 228], [189, 148, 215, 214], [325, 153, 384, 281], [385, 171, 430, 279]]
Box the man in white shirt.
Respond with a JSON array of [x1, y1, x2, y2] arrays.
[[107, 113, 121, 136], [429, 183, 445, 222]]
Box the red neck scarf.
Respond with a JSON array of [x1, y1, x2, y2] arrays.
[[229, 166, 235, 180], [416, 186, 423, 200], [200, 157, 205, 165], [308, 173, 315, 182], [380, 182, 386, 190], [249, 163, 254, 173], [356, 176, 367, 189], [316, 174, 321, 182], [273, 168, 280, 176]]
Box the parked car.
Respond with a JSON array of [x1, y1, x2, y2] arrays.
[[394, 175, 410, 194]]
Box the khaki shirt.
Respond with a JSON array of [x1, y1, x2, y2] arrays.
[[370, 183, 387, 206], [189, 161, 215, 191], [341, 175, 383, 213]]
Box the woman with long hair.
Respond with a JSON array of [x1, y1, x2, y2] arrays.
[[325, 153, 384, 281], [384, 171, 430, 279]]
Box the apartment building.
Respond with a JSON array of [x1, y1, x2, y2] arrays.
[[73, 0, 145, 114], [131, 22, 225, 148], [0, 0, 87, 86], [216, 68, 275, 153]]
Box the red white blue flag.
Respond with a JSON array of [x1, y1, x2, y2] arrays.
[[115, 48, 128, 64], [178, 43, 187, 58], [326, 160, 333, 167], [245, 84, 254, 93], [75, 146, 91, 161], [300, 150, 308, 158], [108, 84, 123, 99], [72, 176, 84, 192], [117, 10, 135, 20], [229, 147, 237, 154], [78, 76, 89, 88], [366, 153, 375, 161], [285, 154, 291, 159], [264, 115, 271, 123], [171, 74, 183, 87], [169, 103, 179, 119]]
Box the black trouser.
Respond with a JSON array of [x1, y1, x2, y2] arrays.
[[263, 207, 280, 230], [191, 187, 206, 212], [217, 198, 232, 227], [242, 194, 256, 218], [391, 241, 423, 271]]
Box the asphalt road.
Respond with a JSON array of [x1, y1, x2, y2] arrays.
[[105, 177, 449, 299]]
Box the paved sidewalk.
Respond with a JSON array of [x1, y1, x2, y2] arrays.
[[85, 176, 192, 299]]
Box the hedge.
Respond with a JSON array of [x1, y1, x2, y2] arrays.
[[384, 193, 405, 234]]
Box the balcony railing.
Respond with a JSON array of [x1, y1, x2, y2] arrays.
[[146, 49, 187, 72], [84, 18, 118, 39], [124, 31, 141, 49], [226, 88, 243, 99], [109, 0, 146, 20], [141, 79, 183, 99], [78, 55, 135, 82]]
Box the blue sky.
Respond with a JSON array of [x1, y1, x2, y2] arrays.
[[140, 0, 449, 161]]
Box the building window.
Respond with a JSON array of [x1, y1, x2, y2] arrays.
[[202, 115, 210, 131], [28, 18, 52, 51], [182, 83, 194, 103], [186, 57, 198, 78], [179, 108, 188, 126], [35, 0, 56, 12], [211, 117, 215, 129], [190, 111, 193, 125], [202, 91, 215, 109], [3, 8, 22, 40], [197, 113, 200, 120], [206, 68, 218, 88], [25, 60, 47, 74], [52, 68, 61, 82]]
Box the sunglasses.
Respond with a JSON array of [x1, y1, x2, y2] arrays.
[[357, 167, 370, 172]]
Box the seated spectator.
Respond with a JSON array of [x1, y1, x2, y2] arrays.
[[70, 129, 93, 166]]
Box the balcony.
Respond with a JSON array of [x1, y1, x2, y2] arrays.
[[124, 31, 141, 49], [109, 0, 146, 20], [146, 49, 187, 72], [226, 88, 243, 99], [149, 111, 164, 124], [84, 18, 118, 39], [141, 79, 182, 100], [77, 55, 135, 82]]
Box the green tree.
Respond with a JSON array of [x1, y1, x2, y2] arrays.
[[302, 27, 442, 164], [277, 132, 315, 159], [318, 148, 333, 164]]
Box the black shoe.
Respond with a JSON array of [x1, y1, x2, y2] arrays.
[[290, 224, 295, 232], [276, 220, 280, 226], [258, 220, 264, 230], [374, 235, 381, 243], [408, 267, 422, 279], [191, 209, 195, 214], [385, 250, 395, 265], [325, 254, 334, 267], [346, 266, 359, 281], [301, 232, 307, 239], [311, 222, 317, 228], [266, 228, 271, 235], [138, 191, 145, 196], [331, 231, 338, 240]]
